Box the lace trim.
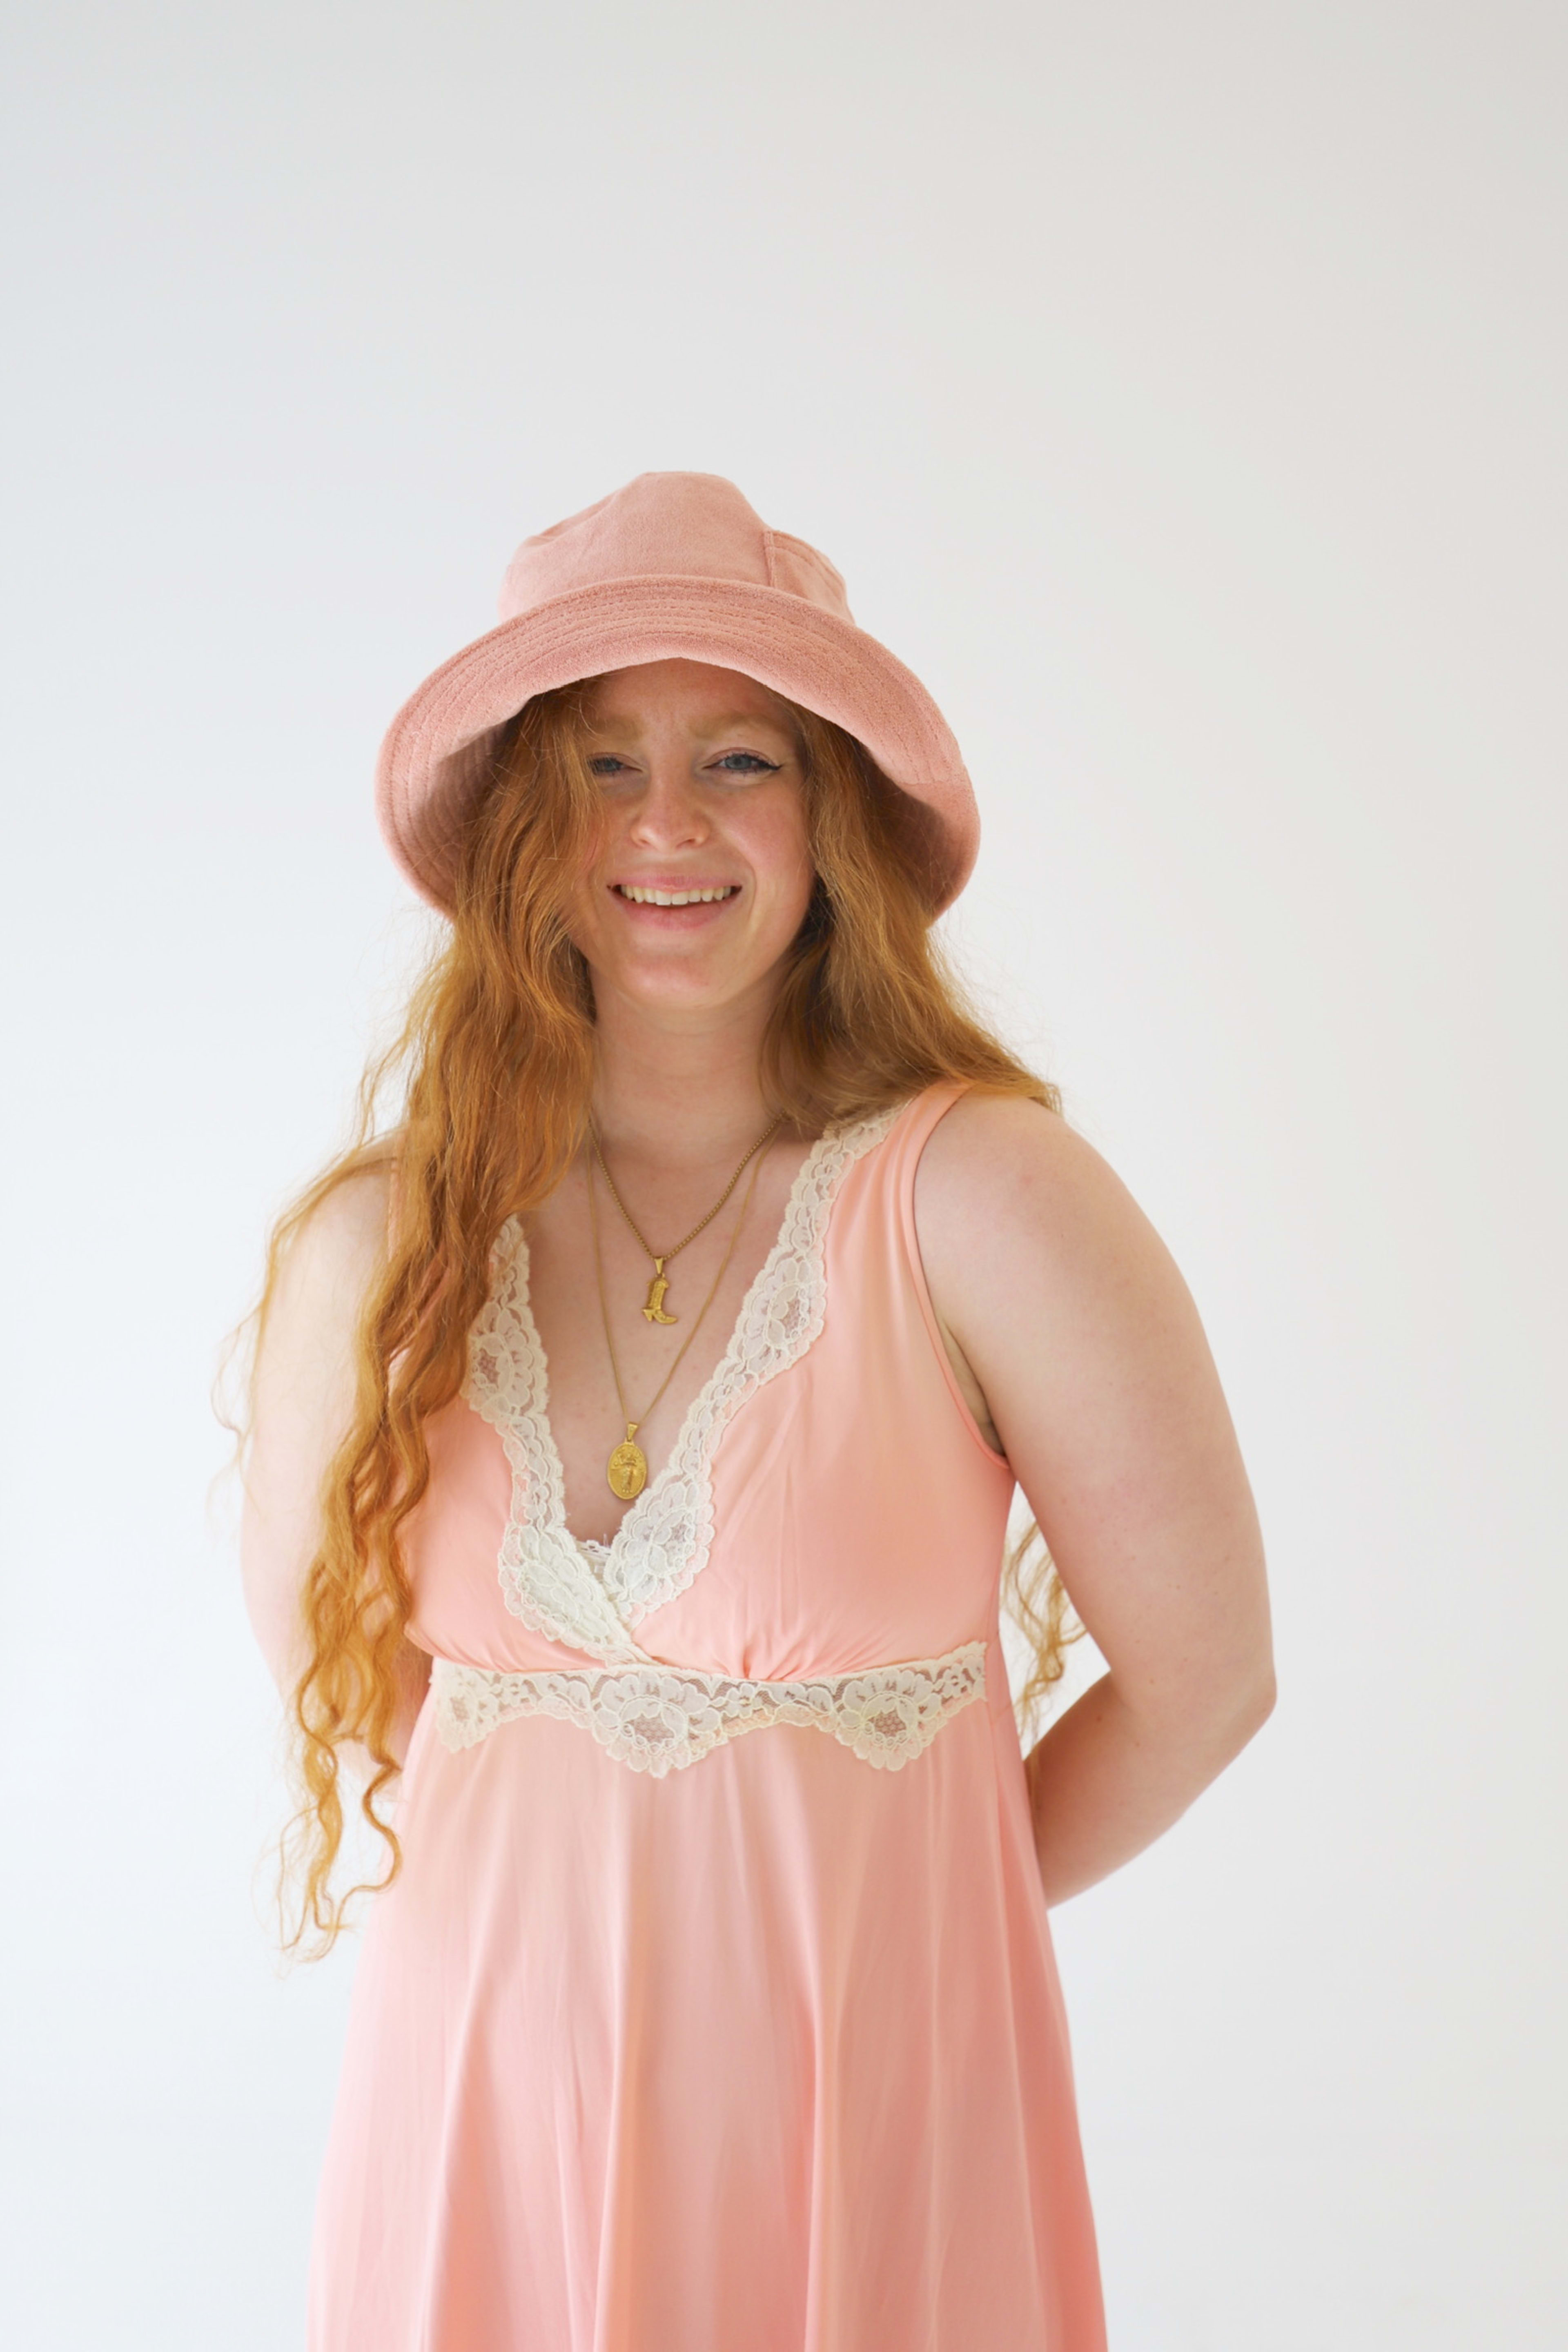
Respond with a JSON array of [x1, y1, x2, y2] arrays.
[[464, 1246, 650, 1667], [431, 1640, 987, 1776], [462, 1105, 903, 1662]]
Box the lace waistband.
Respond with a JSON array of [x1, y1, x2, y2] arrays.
[[430, 1642, 987, 1777]]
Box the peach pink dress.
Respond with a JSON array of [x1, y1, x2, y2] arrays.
[[306, 1081, 1106, 2350]]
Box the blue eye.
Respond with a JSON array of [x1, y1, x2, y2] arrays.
[[585, 751, 780, 779]]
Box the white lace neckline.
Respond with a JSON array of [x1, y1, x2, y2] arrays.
[[527, 1123, 858, 1567], [463, 1102, 904, 1663]]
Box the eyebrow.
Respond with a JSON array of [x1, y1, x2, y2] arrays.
[[579, 710, 797, 742]]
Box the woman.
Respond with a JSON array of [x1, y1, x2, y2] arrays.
[[241, 471, 1274, 2351]]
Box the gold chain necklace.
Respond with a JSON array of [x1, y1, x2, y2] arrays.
[[586, 1136, 773, 1501], [589, 1111, 784, 1324]]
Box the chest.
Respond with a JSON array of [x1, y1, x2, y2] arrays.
[[521, 1140, 818, 1549], [405, 1096, 1018, 1677]]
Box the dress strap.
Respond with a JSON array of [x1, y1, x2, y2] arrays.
[[882, 1080, 1013, 1470]]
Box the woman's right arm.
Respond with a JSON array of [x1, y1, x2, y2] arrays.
[[241, 1165, 432, 1773]]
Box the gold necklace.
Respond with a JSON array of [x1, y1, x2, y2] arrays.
[[586, 1134, 773, 1501], [589, 1111, 784, 1324]]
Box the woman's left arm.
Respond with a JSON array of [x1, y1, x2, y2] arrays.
[[915, 1093, 1276, 1907]]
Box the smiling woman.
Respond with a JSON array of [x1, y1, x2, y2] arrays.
[[236, 472, 1273, 2352], [568, 664, 818, 1013]]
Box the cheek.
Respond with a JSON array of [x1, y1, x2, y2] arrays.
[[565, 819, 616, 927], [747, 797, 815, 914]]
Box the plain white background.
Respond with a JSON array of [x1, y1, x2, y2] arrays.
[[2, 4, 1564, 2345]]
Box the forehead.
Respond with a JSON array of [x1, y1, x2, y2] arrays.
[[576, 658, 799, 738]]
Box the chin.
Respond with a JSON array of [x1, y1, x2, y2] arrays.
[[610, 962, 762, 1015], [586, 935, 797, 1018]]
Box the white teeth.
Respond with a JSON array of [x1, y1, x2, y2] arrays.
[[617, 885, 737, 906]]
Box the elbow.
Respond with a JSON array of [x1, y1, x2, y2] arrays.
[[1116, 1657, 1276, 1778], [1215, 1655, 1277, 1761], [1253, 1657, 1278, 1725], [1242, 1664, 1277, 1738], [1156, 1652, 1276, 1777]]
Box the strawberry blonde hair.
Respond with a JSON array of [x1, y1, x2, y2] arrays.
[[241, 677, 1080, 1956]]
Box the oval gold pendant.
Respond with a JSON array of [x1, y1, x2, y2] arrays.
[[607, 1437, 648, 1501]]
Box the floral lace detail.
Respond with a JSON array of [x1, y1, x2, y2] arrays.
[[462, 1105, 902, 1660], [464, 1257, 652, 1665], [432, 1640, 987, 1776]]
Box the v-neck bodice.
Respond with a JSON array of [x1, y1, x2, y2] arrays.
[[400, 1081, 1016, 1683], [477, 1112, 893, 1626]]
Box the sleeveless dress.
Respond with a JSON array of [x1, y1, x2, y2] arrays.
[[306, 1081, 1107, 2351]]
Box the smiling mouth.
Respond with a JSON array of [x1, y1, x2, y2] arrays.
[[612, 884, 741, 906]]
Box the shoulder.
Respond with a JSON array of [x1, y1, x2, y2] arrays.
[[261, 1157, 396, 1361], [281, 1157, 393, 1276], [913, 1087, 1143, 1250], [242, 1158, 399, 1695], [912, 1087, 1187, 1359]]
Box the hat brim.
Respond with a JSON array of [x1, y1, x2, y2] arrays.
[[374, 574, 978, 915]]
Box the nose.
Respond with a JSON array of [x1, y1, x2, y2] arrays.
[[625, 757, 711, 850]]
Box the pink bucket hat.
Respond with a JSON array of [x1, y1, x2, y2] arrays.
[[374, 471, 979, 915]]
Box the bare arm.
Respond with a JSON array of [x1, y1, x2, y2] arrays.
[[241, 1165, 432, 1779], [914, 1093, 1274, 1905]]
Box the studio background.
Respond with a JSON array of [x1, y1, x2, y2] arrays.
[[2, 4, 1563, 2347]]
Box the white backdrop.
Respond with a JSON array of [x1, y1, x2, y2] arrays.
[[2, 4, 1564, 2347]]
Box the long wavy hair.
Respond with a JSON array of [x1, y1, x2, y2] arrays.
[[238, 676, 1082, 1957]]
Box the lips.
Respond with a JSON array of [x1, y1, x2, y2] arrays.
[[611, 882, 741, 906]]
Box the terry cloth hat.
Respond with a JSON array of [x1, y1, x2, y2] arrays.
[[374, 471, 979, 914]]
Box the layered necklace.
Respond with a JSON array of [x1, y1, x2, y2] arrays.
[[588, 1112, 783, 1325], [586, 1114, 784, 1501]]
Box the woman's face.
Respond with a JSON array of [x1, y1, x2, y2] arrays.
[[564, 658, 816, 1021]]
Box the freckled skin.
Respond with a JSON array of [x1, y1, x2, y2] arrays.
[[563, 657, 816, 1029]]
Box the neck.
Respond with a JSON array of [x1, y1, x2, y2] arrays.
[[587, 973, 789, 1170]]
